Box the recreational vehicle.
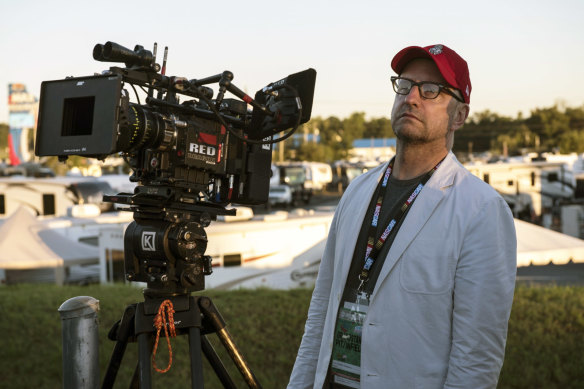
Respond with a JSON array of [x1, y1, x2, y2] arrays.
[[465, 161, 573, 222], [0, 177, 116, 219], [302, 162, 333, 191]]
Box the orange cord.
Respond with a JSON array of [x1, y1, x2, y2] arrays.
[[152, 299, 177, 373]]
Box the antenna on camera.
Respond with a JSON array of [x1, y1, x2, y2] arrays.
[[161, 46, 168, 76]]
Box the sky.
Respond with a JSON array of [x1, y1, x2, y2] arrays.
[[1, 0, 583, 125]]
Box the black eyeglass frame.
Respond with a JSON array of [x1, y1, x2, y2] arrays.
[[390, 76, 465, 103]]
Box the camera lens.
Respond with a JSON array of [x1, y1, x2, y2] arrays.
[[117, 104, 171, 153]]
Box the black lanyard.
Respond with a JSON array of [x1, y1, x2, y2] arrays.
[[357, 158, 443, 294]]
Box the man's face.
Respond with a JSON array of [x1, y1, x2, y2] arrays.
[[390, 58, 459, 147]]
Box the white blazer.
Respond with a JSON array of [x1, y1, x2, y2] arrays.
[[288, 152, 517, 389]]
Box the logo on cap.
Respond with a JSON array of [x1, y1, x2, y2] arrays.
[[429, 45, 443, 55]]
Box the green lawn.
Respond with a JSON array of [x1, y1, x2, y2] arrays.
[[0, 284, 582, 388]]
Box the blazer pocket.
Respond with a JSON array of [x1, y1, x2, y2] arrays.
[[399, 239, 455, 294]]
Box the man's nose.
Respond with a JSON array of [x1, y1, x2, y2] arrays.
[[404, 85, 422, 104]]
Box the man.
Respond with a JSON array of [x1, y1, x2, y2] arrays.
[[288, 44, 517, 389]]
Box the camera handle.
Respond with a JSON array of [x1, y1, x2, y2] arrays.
[[102, 294, 262, 389], [190, 71, 272, 116]]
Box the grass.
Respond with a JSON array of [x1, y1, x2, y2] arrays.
[[499, 286, 584, 388], [0, 283, 583, 388]]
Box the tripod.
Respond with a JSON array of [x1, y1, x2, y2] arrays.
[[95, 201, 263, 388], [102, 291, 262, 388]]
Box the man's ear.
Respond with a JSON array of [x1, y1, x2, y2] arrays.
[[451, 103, 470, 132]]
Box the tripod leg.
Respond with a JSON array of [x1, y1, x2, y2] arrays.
[[138, 332, 153, 389], [201, 334, 237, 389], [130, 334, 153, 389], [102, 340, 129, 389], [199, 297, 262, 389], [129, 362, 140, 389], [102, 305, 136, 389], [188, 326, 205, 388]]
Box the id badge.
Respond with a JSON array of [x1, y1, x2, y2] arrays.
[[331, 293, 369, 388]]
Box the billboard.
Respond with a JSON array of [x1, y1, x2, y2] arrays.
[[7, 83, 38, 165]]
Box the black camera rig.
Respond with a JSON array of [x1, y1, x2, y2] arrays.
[[35, 41, 316, 295]]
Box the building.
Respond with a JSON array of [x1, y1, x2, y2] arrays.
[[350, 138, 396, 162]]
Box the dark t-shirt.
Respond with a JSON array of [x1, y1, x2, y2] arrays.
[[325, 173, 425, 388]]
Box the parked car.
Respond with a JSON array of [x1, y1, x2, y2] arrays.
[[268, 185, 293, 206], [271, 164, 312, 205]]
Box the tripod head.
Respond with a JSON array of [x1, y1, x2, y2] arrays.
[[121, 206, 219, 295], [103, 177, 241, 295]]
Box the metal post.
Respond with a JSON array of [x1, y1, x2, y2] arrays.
[[58, 296, 100, 389]]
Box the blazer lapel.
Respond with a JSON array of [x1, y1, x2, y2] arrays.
[[369, 153, 457, 302]]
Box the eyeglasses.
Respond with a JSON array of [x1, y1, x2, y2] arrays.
[[390, 76, 464, 103]]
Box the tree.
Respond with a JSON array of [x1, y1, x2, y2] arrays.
[[364, 117, 393, 138], [342, 112, 366, 142], [283, 103, 584, 163], [524, 105, 571, 149], [565, 105, 584, 132], [318, 116, 347, 160], [295, 142, 332, 162], [558, 130, 584, 154], [454, 110, 527, 154]]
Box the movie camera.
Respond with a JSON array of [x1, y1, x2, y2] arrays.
[[35, 41, 316, 295]]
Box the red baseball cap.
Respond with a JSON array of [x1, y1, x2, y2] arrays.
[[391, 44, 472, 104]]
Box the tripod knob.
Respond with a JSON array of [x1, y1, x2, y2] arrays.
[[168, 222, 208, 260], [203, 255, 213, 276]]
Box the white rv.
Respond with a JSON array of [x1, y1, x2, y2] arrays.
[[0, 177, 116, 219], [302, 162, 333, 191], [269, 162, 333, 206], [465, 160, 573, 222]]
